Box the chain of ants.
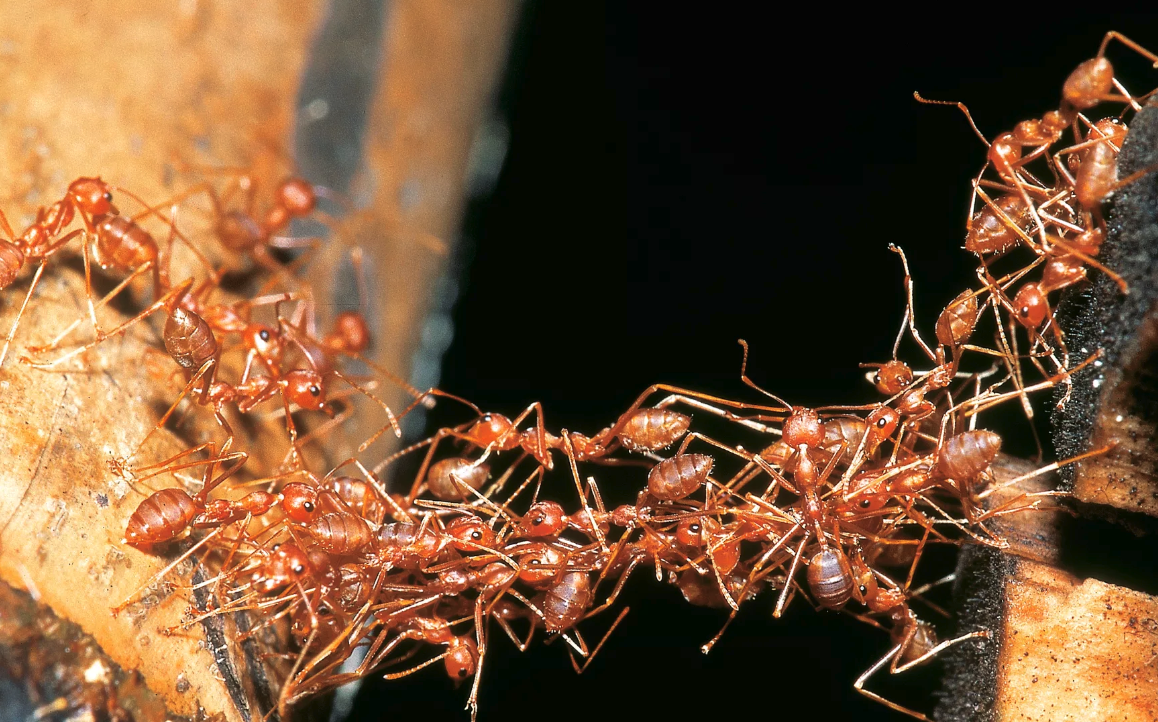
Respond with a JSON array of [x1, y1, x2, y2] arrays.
[[2, 32, 1155, 722]]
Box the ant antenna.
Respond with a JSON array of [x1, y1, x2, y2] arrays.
[[736, 339, 791, 409], [914, 91, 990, 146]]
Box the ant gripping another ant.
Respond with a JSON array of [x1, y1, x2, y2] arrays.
[[29, 31, 1147, 722]]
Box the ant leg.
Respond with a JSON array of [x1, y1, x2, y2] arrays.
[[773, 532, 809, 618], [893, 629, 991, 674], [21, 277, 194, 369], [569, 607, 630, 674], [560, 434, 607, 551], [0, 261, 46, 369], [888, 244, 937, 362], [110, 527, 224, 616], [853, 644, 932, 721], [360, 389, 478, 453], [118, 359, 219, 469], [25, 259, 157, 354], [1099, 31, 1158, 67], [736, 339, 793, 408]]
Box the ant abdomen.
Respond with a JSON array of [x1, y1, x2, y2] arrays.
[[807, 547, 854, 610], [307, 511, 373, 555], [934, 430, 1002, 482], [965, 194, 1031, 255], [539, 571, 592, 633], [164, 307, 217, 371], [324, 476, 384, 523], [93, 215, 157, 272], [216, 210, 263, 253], [0, 242, 25, 288], [618, 408, 691, 451], [1074, 120, 1126, 210], [935, 290, 979, 349], [820, 416, 869, 465], [377, 522, 446, 569], [898, 620, 939, 665], [124, 488, 198, 546], [647, 453, 713, 501], [1062, 57, 1114, 110], [425, 457, 490, 501]]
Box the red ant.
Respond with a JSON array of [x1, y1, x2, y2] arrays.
[[0, 178, 116, 367]]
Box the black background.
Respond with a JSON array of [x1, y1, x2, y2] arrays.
[[352, 7, 1158, 721]]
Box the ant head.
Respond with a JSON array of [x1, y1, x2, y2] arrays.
[[477, 562, 518, 592], [254, 542, 312, 592], [519, 500, 566, 538], [469, 413, 514, 447], [444, 636, 479, 683], [873, 360, 913, 395], [68, 177, 116, 216], [244, 323, 282, 361], [843, 492, 890, 517], [517, 543, 565, 585], [783, 407, 824, 448], [1092, 116, 1128, 142], [283, 370, 327, 410], [865, 407, 899, 446], [445, 515, 496, 552], [987, 132, 1023, 179], [675, 516, 718, 547], [849, 554, 878, 605], [277, 178, 317, 217], [332, 311, 371, 353], [281, 482, 321, 523], [1012, 284, 1048, 329]]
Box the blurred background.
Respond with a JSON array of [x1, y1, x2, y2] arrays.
[[345, 6, 1158, 721]]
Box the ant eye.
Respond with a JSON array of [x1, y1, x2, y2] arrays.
[[292, 564, 305, 574], [859, 499, 872, 509], [458, 668, 469, 678], [689, 523, 701, 533], [471, 531, 482, 540], [103, 192, 113, 201], [876, 417, 889, 428], [534, 515, 545, 525], [309, 385, 321, 396], [529, 558, 541, 565], [303, 502, 314, 512], [859, 585, 868, 595], [259, 329, 270, 341]]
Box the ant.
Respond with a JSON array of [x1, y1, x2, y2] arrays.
[[0, 178, 123, 367]]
